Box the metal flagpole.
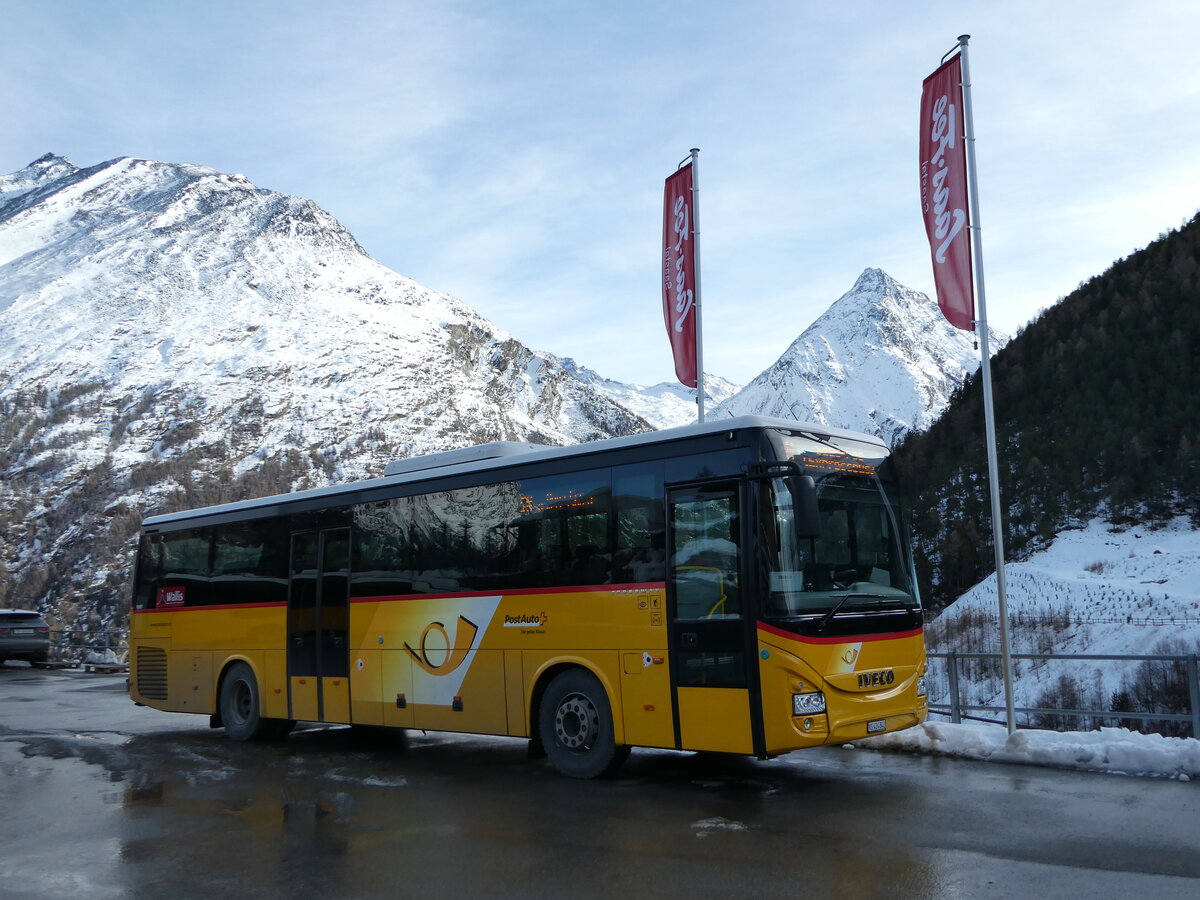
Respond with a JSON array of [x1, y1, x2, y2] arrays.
[[957, 34, 1016, 735], [689, 147, 705, 423]]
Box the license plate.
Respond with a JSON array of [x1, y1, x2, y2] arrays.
[[13, 628, 33, 635], [866, 719, 886, 734]]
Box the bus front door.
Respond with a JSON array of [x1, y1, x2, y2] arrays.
[[667, 484, 755, 754], [288, 528, 351, 723]]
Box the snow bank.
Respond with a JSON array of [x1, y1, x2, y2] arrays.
[[853, 721, 1199, 780]]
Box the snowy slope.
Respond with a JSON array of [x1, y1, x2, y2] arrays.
[[0, 154, 649, 457], [559, 357, 741, 430], [716, 268, 1005, 446], [926, 517, 1200, 718]]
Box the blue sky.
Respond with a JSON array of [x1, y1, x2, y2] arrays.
[[4, 1, 1199, 385]]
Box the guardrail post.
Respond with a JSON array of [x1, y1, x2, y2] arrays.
[[1189, 654, 1199, 740], [947, 651, 961, 724]]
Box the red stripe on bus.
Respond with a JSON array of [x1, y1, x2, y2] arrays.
[[757, 620, 923, 644], [352, 582, 667, 604], [132, 601, 287, 614]]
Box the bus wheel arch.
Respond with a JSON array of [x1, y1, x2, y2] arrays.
[[216, 659, 293, 742], [534, 665, 629, 779]]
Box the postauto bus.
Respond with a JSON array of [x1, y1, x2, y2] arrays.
[[129, 416, 927, 777]]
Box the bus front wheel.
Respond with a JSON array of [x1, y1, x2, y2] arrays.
[[538, 669, 628, 779], [219, 662, 292, 741]]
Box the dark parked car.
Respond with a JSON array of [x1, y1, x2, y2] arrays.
[[0, 609, 51, 666]]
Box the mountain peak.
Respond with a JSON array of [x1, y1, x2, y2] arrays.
[[0, 151, 652, 446], [29, 151, 73, 168], [20, 153, 78, 184], [715, 270, 1000, 446], [849, 266, 896, 293], [1, 153, 79, 209]]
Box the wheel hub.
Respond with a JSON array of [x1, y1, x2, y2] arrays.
[[233, 681, 252, 723], [555, 693, 599, 750]]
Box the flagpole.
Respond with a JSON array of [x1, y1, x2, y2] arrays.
[[689, 148, 705, 422], [958, 34, 1016, 735]]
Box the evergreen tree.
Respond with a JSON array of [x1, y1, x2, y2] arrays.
[[896, 212, 1200, 608]]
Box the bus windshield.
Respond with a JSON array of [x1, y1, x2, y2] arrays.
[[761, 457, 917, 623]]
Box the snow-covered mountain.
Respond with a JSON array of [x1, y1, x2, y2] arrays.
[[716, 268, 1005, 446], [0, 153, 651, 619], [559, 357, 741, 430], [0, 154, 649, 453]]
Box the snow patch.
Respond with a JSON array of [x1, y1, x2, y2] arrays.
[[855, 721, 1200, 779], [692, 817, 749, 836]]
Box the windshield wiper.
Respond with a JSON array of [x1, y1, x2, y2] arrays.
[[817, 592, 891, 633], [799, 430, 854, 458]]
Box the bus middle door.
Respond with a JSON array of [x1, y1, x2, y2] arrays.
[[667, 482, 755, 754], [288, 528, 351, 723]]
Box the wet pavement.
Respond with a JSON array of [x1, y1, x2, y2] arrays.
[[2, 662, 1198, 899]]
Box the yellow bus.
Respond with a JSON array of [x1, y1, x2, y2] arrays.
[[130, 416, 927, 777]]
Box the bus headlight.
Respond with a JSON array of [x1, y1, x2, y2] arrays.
[[793, 691, 826, 716], [917, 676, 928, 697]]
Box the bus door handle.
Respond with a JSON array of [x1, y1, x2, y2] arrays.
[[681, 632, 699, 648]]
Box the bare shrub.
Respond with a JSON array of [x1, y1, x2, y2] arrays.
[[1110, 637, 1199, 738]]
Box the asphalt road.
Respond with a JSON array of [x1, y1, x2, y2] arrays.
[[2, 662, 1198, 899]]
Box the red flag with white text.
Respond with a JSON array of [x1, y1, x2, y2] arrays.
[[662, 163, 698, 387], [920, 55, 975, 331]]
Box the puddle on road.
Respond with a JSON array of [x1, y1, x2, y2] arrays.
[[2, 724, 977, 898]]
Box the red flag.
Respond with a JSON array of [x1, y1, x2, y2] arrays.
[[920, 55, 975, 331], [662, 163, 697, 387]]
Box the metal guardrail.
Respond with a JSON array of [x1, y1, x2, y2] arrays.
[[928, 650, 1200, 737], [48, 629, 129, 665]]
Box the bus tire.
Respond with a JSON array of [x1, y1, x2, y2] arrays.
[[219, 662, 275, 741], [538, 668, 627, 779]]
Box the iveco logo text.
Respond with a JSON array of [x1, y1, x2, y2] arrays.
[[857, 669, 896, 688]]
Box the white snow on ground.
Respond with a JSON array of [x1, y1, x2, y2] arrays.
[[853, 721, 1200, 780], [692, 817, 750, 837]]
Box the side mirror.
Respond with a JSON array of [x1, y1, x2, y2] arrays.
[[788, 475, 820, 538]]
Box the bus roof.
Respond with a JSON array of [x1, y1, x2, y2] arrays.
[[141, 415, 887, 529]]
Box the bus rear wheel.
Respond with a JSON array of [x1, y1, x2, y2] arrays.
[[219, 662, 292, 742], [538, 669, 628, 779]]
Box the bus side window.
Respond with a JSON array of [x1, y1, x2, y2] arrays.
[[353, 482, 526, 595], [158, 529, 214, 606], [134, 535, 163, 610], [212, 521, 288, 605], [512, 471, 613, 588], [613, 464, 665, 584], [671, 493, 740, 618]]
